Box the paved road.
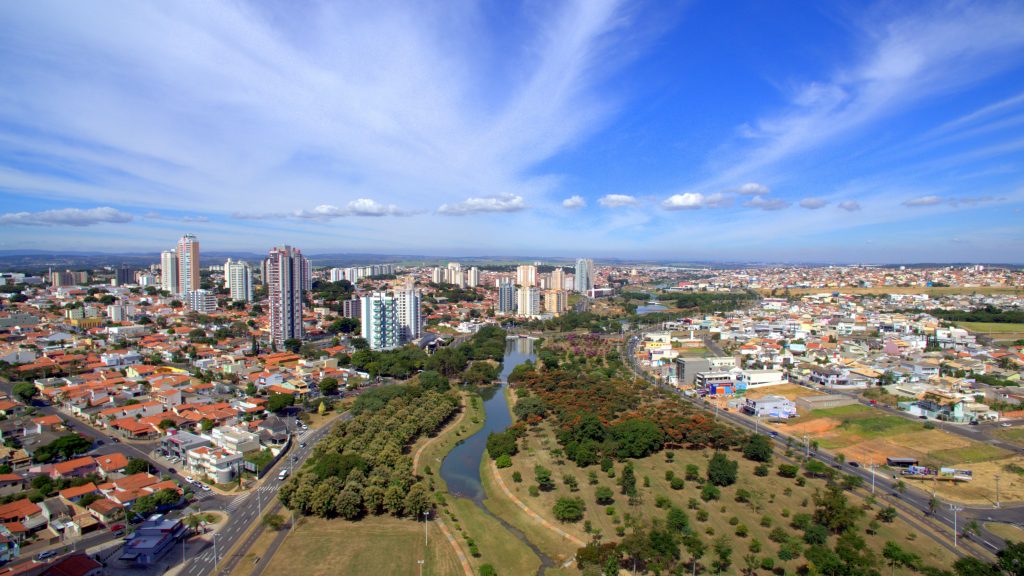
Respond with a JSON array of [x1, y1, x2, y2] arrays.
[[183, 412, 349, 576], [625, 335, 1019, 556]]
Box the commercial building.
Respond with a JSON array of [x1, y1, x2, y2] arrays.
[[267, 246, 306, 349], [120, 518, 188, 566], [674, 355, 737, 387], [574, 258, 594, 293], [742, 395, 797, 418], [225, 260, 253, 302], [160, 250, 178, 294], [176, 234, 200, 295]]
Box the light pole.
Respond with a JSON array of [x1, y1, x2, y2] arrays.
[[804, 435, 809, 459], [870, 462, 876, 495], [995, 474, 1001, 509], [423, 512, 429, 546], [949, 505, 963, 548], [213, 532, 220, 568], [418, 559, 424, 576]]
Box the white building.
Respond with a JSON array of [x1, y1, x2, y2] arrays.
[[267, 246, 306, 348], [225, 260, 254, 303], [186, 289, 217, 314], [574, 258, 594, 293], [394, 284, 422, 342], [516, 286, 541, 317], [176, 234, 200, 296], [160, 250, 178, 294], [467, 267, 480, 287], [516, 265, 537, 287], [361, 292, 401, 350]]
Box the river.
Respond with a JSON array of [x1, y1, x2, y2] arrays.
[[439, 335, 562, 574]]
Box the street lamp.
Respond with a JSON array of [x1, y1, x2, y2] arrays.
[[995, 474, 1001, 509], [418, 559, 425, 576], [423, 511, 429, 546], [870, 462, 876, 495], [949, 504, 963, 548]]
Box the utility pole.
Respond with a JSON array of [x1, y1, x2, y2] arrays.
[[995, 474, 1001, 509], [804, 435, 809, 459], [870, 462, 876, 495], [950, 505, 963, 548], [213, 532, 220, 568], [418, 559, 424, 576]]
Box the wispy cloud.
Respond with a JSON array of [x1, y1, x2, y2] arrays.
[[144, 211, 209, 223], [599, 194, 639, 207], [562, 195, 586, 209], [296, 199, 412, 219], [0, 0, 640, 217], [743, 196, 789, 211], [902, 195, 943, 207], [438, 194, 526, 215], [837, 200, 861, 212], [735, 182, 770, 196], [798, 198, 829, 210], [0, 206, 133, 226]]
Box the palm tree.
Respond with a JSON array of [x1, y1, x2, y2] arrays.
[[927, 496, 938, 516]]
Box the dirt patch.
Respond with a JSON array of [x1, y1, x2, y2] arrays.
[[778, 417, 841, 435], [745, 383, 823, 401]]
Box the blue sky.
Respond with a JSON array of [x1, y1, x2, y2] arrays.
[[1, 0, 1023, 262]]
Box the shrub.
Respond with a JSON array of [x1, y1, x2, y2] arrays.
[[655, 495, 671, 509], [685, 464, 700, 481], [595, 486, 614, 505], [670, 477, 685, 490], [777, 464, 799, 478], [754, 464, 769, 477], [700, 484, 720, 502], [528, 486, 539, 497], [877, 506, 897, 523], [535, 465, 555, 491], [495, 454, 512, 469], [696, 509, 709, 522], [735, 489, 751, 503], [728, 516, 739, 526], [707, 452, 738, 486], [760, 515, 772, 528], [760, 557, 774, 571], [480, 565, 497, 576], [769, 527, 789, 544], [512, 471, 522, 483], [735, 524, 748, 537]]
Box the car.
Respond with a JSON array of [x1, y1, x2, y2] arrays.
[[185, 476, 194, 483], [111, 437, 120, 443], [36, 550, 58, 561], [969, 420, 979, 425], [299, 442, 306, 448], [769, 431, 779, 438], [918, 416, 928, 420], [96, 439, 105, 445], [849, 461, 860, 468], [278, 469, 290, 480], [201, 484, 211, 492], [168, 468, 177, 474], [1002, 423, 1013, 428]]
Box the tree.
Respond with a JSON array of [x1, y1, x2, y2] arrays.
[[318, 377, 339, 396], [742, 434, 773, 462], [553, 497, 586, 523], [334, 489, 362, 520], [283, 338, 302, 353], [814, 484, 863, 534], [620, 463, 637, 497], [595, 486, 614, 505], [611, 418, 664, 458], [535, 465, 555, 491], [883, 541, 920, 576], [125, 458, 150, 475], [997, 540, 1024, 576], [486, 431, 518, 458], [495, 454, 512, 469], [267, 393, 295, 413], [712, 535, 732, 574], [667, 506, 689, 533], [12, 382, 36, 404], [876, 506, 897, 523], [707, 452, 738, 487], [952, 557, 999, 576], [262, 513, 285, 530], [683, 532, 706, 575]]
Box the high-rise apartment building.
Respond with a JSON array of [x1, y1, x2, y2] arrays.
[[516, 264, 537, 287], [115, 265, 135, 286], [497, 279, 516, 314], [160, 250, 178, 294], [49, 270, 88, 287], [226, 260, 254, 303], [550, 268, 565, 292], [544, 290, 568, 315], [176, 234, 200, 295], [394, 284, 422, 342], [574, 258, 594, 293], [516, 286, 541, 317], [186, 289, 217, 314], [467, 267, 480, 287], [266, 246, 306, 349], [361, 292, 400, 350]]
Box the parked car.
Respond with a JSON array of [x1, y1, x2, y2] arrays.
[[36, 550, 58, 561], [1002, 423, 1013, 428], [185, 476, 194, 483], [849, 461, 860, 468], [201, 484, 211, 492], [168, 468, 177, 474]]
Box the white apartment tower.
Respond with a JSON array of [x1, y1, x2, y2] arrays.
[[467, 267, 480, 287], [361, 293, 400, 350], [516, 286, 541, 317], [574, 258, 594, 293], [394, 284, 422, 342], [516, 264, 537, 287], [498, 280, 516, 314], [550, 268, 565, 292], [267, 246, 306, 349], [177, 234, 200, 295], [160, 250, 178, 294], [226, 260, 254, 303]]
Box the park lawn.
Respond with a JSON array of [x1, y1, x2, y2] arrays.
[[956, 322, 1024, 334], [448, 495, 541, 576], [488, 421, 959, 575], [926, 444, 1014, 466], [263, 515, 462, 576], [985, 522, 1024, 542], [993, 427, 1024, 445]]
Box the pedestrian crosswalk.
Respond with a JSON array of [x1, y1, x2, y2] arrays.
[[225, 485, 276, 512]]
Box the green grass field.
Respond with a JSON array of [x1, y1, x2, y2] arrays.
[[927, 444, 1014, 466], [264, 515, 462, 576], [993, 427, 1024, 445], [956, 322, 1024, 334]]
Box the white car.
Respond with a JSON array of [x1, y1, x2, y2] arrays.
[[185, 476, 194, 483], [1001, 423, 1013, 428], [201, 484, 212, 491]]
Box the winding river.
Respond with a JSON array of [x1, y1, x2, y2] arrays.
[[440, 336, 560, 574]]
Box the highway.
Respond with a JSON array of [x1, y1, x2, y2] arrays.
[[624, 334, 1019, 558]]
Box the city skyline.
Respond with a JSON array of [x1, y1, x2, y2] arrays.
[[1, 1, 1023, 262]]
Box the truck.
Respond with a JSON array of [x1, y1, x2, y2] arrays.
[[278, 469, 289, 481]]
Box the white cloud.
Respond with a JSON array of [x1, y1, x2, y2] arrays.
[[598, 194, 639, 207], [798, 198, 829, 209], [661, 191, 731, 210], [562, 195, 586, 209], [735, 182, 770, 195], [0, 206, 133, 226], [902, 195, 943, 207], [295, 199, 409, 219], [837, 200, 861, 212], [438, 194, 526, 215], [743, 196, 789, 211]]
